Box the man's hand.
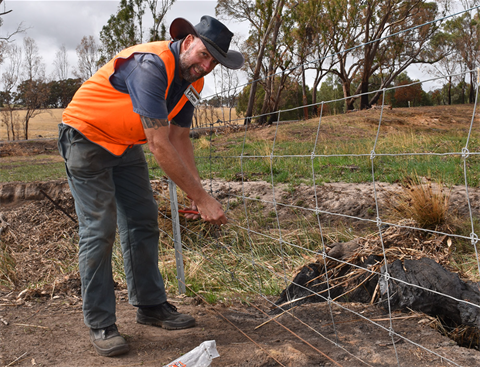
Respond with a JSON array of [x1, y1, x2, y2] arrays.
[[141, 115, 227, 226], [182, 199, 200, 220], [194, 194, 227, 225]]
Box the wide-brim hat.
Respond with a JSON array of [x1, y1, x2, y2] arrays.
[[170, 16, 244, 70]]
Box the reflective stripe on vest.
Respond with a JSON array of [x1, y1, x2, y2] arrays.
[[62, 41, 204, 156]]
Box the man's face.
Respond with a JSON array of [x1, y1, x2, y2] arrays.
[[180, 36, 219, 83]]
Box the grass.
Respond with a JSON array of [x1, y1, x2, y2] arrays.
[[188, 121, 480, 187], [3, 104, 480, 298], [386, 173, 451, 230], [0, 240, 16, 287], [1, 155, 65, 182]]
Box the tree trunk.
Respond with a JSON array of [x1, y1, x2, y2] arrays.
[[469, 71, 475, 104], [448, 76, 452, 106], [244, 0, 285, 125], [311, 69, 321, 110], [301, 64, 309, 120]]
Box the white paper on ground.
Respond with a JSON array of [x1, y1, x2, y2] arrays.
[[164, 340, 220, 367]]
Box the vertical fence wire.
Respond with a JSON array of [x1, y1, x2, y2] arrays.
[[150, 8, 480, 367]]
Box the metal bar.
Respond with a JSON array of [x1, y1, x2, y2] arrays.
[[168, 178, 186, 294]]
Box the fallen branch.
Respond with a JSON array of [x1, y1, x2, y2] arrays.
[[5, 352, 28, 367], [12, 323, 49, 330], [40, 189, 76, 223]]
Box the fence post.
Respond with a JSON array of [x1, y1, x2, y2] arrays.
[[168, 178, 186, 294]]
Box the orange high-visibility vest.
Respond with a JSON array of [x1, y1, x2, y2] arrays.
[[62, 41, 204, 156]]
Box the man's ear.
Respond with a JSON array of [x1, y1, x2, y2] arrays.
[[182, 34, 194, 52]]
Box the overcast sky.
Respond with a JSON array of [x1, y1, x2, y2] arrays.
[[1, 0, 245, 95], [1, 0, 454, 96]]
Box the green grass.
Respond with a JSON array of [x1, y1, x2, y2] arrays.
[[186, 125, 480, 188], [1, 155, 65, 182], [3, 109, 479, 188], [4, 107, 480, 297]]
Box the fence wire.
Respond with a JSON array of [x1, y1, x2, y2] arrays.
[[149, 6, 480, 367]]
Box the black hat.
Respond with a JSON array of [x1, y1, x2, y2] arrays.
[[170, 15, 244, 70]]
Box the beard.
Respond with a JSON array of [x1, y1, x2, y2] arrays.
[[179, 48, 207, 83]]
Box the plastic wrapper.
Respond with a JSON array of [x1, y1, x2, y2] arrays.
[[164, 340, 220, 367]]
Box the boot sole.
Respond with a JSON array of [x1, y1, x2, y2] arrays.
[[136, 315, 195, 330], [91, 341, 130, 357]]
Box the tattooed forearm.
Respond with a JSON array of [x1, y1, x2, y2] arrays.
[[141, 116, 169, 130]]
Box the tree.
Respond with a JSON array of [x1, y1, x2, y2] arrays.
[[47, 78, 82, 108], [23, 37, 45, 81], [291, 0, 336, 110], [236, 74, 312, 121], [362, 1, 445, 108], [426, 30, 460, 105], [317, 74, 345, 115], [320, 0, 445, 111], [53, 44, 70, 80], [0, 43, 22, 140], [392, 80, 424, 107], [443, 11, 480, 104], [16, 78, 50, 137], [18, 37, 48, 140], [212, 65, 241, 122], [98, 0, 176, 64], [146, 0, 176, 41], [217, 0, 286, 124], [384, 72, 430, 107], [288, 0, 319, 120], [99, 0, 140, 64], [0, 0, 25, 65], [74, 36, 101, 82]]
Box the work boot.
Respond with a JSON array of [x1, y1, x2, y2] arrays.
[[136, 301, 196, 330], [89, 324, 129, 357]]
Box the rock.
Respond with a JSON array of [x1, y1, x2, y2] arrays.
[[379, 257, 480, 343]]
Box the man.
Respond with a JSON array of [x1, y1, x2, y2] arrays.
[[57, 16, 244, 357]]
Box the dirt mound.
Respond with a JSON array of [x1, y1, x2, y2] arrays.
[[0, 139, 59, 157], [0, 180, 71, 208]]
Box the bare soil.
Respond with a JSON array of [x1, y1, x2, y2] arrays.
[[2, 294, 480, 367], [2, 105, 480, 366], [2, 180, 480, 367]]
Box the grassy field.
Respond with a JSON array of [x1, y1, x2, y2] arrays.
[[2, 104, 479, 188], [0, 106, 239, 141], [0, 109, 64, 140], [2, 103, 480, 309]]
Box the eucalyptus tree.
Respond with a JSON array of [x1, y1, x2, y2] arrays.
[[0, 0, 25, 65], [147, 0, 176, 41], [0, 43, 22, 140], [366, 0, 447, 107], [54, 44, 70, 81], [99, 0, 140, 64], [443, 10, 480, 104], [321, 0, 445, 110], [286, 0, 337, 118], [99, 0, 176, 64], [217, 0, 286, 123], [74, 36, 101, 82], [427, 29, 460, 105], [19, 37, 48, 140]]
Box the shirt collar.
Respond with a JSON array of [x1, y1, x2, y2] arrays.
[[170, 40, 183, 83]]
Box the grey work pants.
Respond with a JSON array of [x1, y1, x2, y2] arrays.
[[57, 124, 166, 329]]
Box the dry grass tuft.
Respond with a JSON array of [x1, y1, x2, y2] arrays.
[[197, 136, 212, 150], [387, 174, 451, 230], [0, 241, 16, 287]]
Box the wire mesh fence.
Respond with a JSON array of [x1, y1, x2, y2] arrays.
[[150, 6, 480, 367]]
